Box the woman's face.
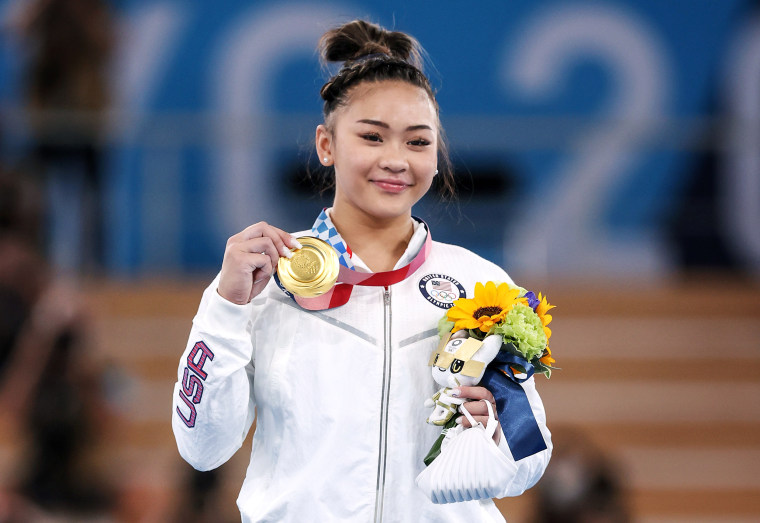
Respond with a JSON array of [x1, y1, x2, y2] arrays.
[[317, 80, 438, 223]]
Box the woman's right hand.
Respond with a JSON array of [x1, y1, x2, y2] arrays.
[[217, 222, 301, 304]]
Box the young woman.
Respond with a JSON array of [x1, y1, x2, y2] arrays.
[[172, 20, 551, 522]]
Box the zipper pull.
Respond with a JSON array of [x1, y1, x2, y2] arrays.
[[383, 286, 390, 305]]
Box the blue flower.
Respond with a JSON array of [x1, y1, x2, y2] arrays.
[[523, 291, 539, 310]]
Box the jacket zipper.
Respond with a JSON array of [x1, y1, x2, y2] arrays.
[[374, 286, 392, 523]]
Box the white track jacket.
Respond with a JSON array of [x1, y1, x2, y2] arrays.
[[172, 223, 552, 522]]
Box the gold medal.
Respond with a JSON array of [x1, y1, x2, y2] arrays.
[[277, 236, 340, 297]]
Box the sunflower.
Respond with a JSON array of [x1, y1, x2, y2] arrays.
[[447, 281, 526, 334], [535, 292, 555, 340], [539, 346, 555, 367]]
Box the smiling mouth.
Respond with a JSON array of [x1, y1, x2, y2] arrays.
[[371, 180, 410, 193]]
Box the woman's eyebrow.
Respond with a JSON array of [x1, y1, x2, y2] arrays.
[[356, 119, 433, 131]]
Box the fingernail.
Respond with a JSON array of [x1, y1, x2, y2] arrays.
[[450, 388, 460, 398], [290, 237, 303, 249], [455, 416, 463, 425], [281, 246, 293, 258]]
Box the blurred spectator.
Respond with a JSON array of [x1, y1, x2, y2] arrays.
[[171, 467, 238, 523], [532, 427, 630, 523], [17, 0, 114, 275], [0, 171, 115, 521]]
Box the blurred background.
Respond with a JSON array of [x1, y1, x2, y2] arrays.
[[0, 0, 758, 521]]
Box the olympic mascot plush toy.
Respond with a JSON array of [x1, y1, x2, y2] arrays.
[[423, 331, 502, 459], [425, 330, 502, 425], [416, 330, 516, 504]]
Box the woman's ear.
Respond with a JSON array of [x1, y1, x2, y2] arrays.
[[315, 124, 333, 166]]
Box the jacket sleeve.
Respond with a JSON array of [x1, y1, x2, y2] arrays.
[[171, 275, 257, 471], [492, 376, 553, 498]]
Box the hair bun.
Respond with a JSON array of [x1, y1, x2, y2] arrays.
[[319, 20, 422, 69]]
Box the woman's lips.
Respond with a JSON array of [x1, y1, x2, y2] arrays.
[[371, 179, 409, 193]]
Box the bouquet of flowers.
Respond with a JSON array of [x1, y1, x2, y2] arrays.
[[439, 281, 557, 378], [416, 281, 556, 503]]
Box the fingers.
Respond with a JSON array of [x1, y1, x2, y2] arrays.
[[283, 230, 303, 250], [455, 386, 500, 441], [452, 386, 496, 422], [233, 221, 301, 257], [237, 237, 281, 270], [456, 408, 502, 445], [218, 221, 302, 304], [457, 400, 502, 444], [458, 399, 496, 423], [456, 385, 495, 403], [457, 413, 491, 429]]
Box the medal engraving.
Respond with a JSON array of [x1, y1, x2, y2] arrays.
[[277, 236, 340, 298], [291, 250, 321, 279]]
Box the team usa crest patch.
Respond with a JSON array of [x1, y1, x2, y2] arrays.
[[418, 274, 465, 309]]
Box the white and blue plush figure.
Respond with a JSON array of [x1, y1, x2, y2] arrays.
[[425, 331, 502, 426]]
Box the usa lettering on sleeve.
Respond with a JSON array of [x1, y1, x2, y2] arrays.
[[176, 341, 214, 427]]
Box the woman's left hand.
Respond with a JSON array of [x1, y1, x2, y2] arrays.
[[453, 385, 501, 444]]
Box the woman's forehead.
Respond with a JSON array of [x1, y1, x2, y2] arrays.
[[338, 80, 437, 127]]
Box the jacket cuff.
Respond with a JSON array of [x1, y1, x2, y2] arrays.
[[209, 288, 253, 329], [192, 281, 254, 349], [496, 426, 512, 457]]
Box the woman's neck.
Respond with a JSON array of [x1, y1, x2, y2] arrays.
[[329, 204, 414, 272]]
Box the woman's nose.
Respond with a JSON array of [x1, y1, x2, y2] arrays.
[[378, 144, 408, 172]]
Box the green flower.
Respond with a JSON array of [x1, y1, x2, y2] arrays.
[[492, 303, 547, 362], [437, 315, 455, 339]]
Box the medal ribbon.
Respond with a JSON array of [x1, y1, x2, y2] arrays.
[[276, 214, 432, 311]]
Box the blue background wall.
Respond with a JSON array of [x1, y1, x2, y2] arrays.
[[1, 0, 758, 279]]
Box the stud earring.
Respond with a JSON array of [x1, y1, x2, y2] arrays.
[[434, 169, 439, 176], [323, 157, 329, 163]]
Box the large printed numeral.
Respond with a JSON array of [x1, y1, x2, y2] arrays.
[[502, 5, 671, 277], [112, 3, 186, 112], [210, 3, 354, 235], [109, 3, 187, 271]]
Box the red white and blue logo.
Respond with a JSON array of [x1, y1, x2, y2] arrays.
[[418, 274, 465, 309]]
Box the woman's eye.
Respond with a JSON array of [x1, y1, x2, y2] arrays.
[[361, 133, 382, 142], [408, 139, 431, 147]]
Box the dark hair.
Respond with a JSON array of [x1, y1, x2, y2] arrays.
[[316, 20, 455, 200]]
